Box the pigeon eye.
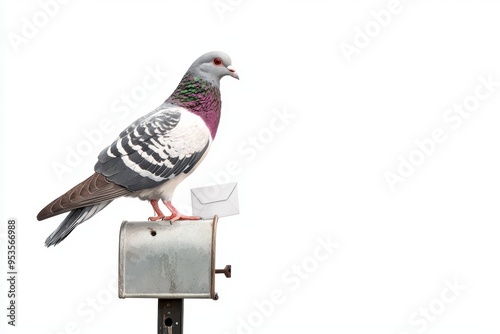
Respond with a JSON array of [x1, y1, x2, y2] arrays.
[[213, 57, 223, 66]]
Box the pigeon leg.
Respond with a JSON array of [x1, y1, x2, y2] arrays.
[[148, 199, 165, 221], [162, 200, 201, 222]]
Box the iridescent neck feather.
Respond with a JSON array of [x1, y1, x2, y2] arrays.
[[167, 72, 222, 139]]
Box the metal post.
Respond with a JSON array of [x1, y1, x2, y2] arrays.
[[158, 299, 183, 334]]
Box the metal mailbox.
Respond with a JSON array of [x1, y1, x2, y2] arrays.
[[119, 216, 229, 300]]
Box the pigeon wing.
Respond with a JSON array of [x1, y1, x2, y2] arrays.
[[95, 105, 211, 191]]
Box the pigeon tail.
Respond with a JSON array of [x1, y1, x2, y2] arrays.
[[45, 201, 112, 247]]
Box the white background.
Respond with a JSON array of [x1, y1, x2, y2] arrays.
[[1, 0, 500, 333]]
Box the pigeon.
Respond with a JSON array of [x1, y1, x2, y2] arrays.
[[37, 51, 239, 247]]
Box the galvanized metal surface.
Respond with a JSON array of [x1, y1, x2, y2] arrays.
[[119, 217, 218, 299]]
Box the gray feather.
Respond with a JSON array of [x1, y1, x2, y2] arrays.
[[45, 201, 111, 247], [94, 108, 210, 191]]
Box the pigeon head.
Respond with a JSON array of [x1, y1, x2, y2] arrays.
[[166, 51, 238, 139], [187, 51, 239, 85]]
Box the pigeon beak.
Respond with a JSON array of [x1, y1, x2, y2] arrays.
[[227, 65, 239, 80]]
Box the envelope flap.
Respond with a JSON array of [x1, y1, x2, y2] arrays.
[[191, 182, 237, 204]]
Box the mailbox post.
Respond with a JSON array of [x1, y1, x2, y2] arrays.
[[118, 216, 230, 333]]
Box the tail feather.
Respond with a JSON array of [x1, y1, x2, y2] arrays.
[[45, 201, 112, 247], [37, 173, 129, 221]]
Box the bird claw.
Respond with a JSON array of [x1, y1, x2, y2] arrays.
[[161, 214, 202, 223], [149, 200, 201, 223], [148, 215, 165, 221]]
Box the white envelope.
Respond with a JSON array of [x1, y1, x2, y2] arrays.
[[191, 182, 239, 219]]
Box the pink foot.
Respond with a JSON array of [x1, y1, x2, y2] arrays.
[[162, 200, 201, 222], [148, 199, 166, 221]]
